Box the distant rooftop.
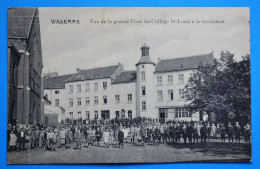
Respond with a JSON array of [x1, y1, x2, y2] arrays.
[[112, 70, 137, 84], [43, 74, 73, 89], [43, 72, 58, 78], [66, 65, 119, 83], [155, 53, 214, 73]]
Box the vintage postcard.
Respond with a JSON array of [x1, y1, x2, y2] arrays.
[[7, 7, 251, 164]]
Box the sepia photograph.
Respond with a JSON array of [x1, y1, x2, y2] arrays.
[[7, 7, 251, 164]]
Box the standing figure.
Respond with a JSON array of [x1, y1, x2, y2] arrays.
[[103, 128, 110, 148], [118, 129, 124, 149], [164, 125, 170, 144], [182, 123, 187, 144], [17, 128, 27, 151], [86, 127, 93, 148], [29, 127, 35, 149], [210, 123, 216, 141], [244, 124, 251, 144], [140, 126, 146, 146], [216, 123, 221, 140], [40, 128, 46, 149], [95, 127, 102, 146], [175, 123, 182, 144], [154, 126, 161, 146], [60, 128, 67, 149], [109, 128, 114, 146], [47, 129, 56, 151], [75, 129, 83, 149], [220, 123, 226, 143], [227, 122, 234, 143], [9, 130, 17, 151], [129, 125, 135, 144], [234, 121, 241, 143], [200, 123, 207, 143], [193, 122, 199, 144], [186, 122, 193, 144], [206, 123, 211, 142], [34, 127, 40, 149], [123, 126, 129, 143]]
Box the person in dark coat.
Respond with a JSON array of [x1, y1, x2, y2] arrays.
[[234, 121, 241, 143], [95, 127, 102, 146], [192, 122, 199, 144], [154, 126, 160, 146], [118, 129, 124, 149], [17, 128, 27, 151], [182, 123, 187, 144], [7, 126, 11, 149], [186, 122, 193, 144], [243, 124, 251, 144], [227, 122, 234, 143], [175, 123, 182, 144], [165, 125, 170, 144], [200, 123, 207, 143], [220, 123, 226, 143]]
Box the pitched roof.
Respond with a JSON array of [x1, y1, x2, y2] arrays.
[[136, 56, 156, 66], [43, 72, 58, 78], [112, 70, 137, 84], [66, 65, 119, 82], [8, 8, 36, 37], [155, 53, 214, 73], [43, 74, 74, 89]]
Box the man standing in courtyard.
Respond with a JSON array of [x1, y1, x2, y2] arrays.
[[118, 129, 124, 149]]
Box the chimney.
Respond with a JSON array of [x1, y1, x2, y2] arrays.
[[76, 68, 81, 72]]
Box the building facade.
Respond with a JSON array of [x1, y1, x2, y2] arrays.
[[7, 45, 21, 124], [44, 44, 214, 123], [8, 8, 43, 125]]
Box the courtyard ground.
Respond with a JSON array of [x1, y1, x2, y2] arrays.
[[7, 141, 251, 164]]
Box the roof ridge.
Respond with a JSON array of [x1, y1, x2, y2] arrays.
[[121, 70, 136, 72], [44, 73, 74, 79], [78, 64, 118, 72], [159, 53, 213, 62]]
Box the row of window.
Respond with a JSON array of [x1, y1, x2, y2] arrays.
[[160, 108, 191, 118], [140, 87, 185, 101], [157, 89, 186, 101], [140, 71, 194, 85], [55, 89, 185, 107], [68, 110, 133, 119], [69, 82, 107, 93], [175, 108, 192, 118], [68, 94, 133, 106], [156, 74, 187, 85]]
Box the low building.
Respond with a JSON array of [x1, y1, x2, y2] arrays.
[[43, 110, 59, 127]]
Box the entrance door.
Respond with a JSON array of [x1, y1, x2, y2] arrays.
[[159, 108, 167, 123], [101, 110, 110, 120]]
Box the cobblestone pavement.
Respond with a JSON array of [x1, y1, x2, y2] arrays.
[[7, 140, 251, 164]]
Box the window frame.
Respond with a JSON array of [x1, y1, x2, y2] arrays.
[[157, 76, 163, 85]]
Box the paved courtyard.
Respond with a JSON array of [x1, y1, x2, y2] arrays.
[[7, 141, 251, 164]]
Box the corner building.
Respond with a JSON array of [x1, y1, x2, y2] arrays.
[[8, 8, 43, 125], [44, 43, 213, 122]]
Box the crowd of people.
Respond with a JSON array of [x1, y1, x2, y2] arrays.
[[7, 120, 251, 152]]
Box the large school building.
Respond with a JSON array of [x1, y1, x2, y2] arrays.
[[43, 43, 214, 122]]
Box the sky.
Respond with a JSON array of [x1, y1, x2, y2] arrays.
[[38, 8, 250, 75]]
